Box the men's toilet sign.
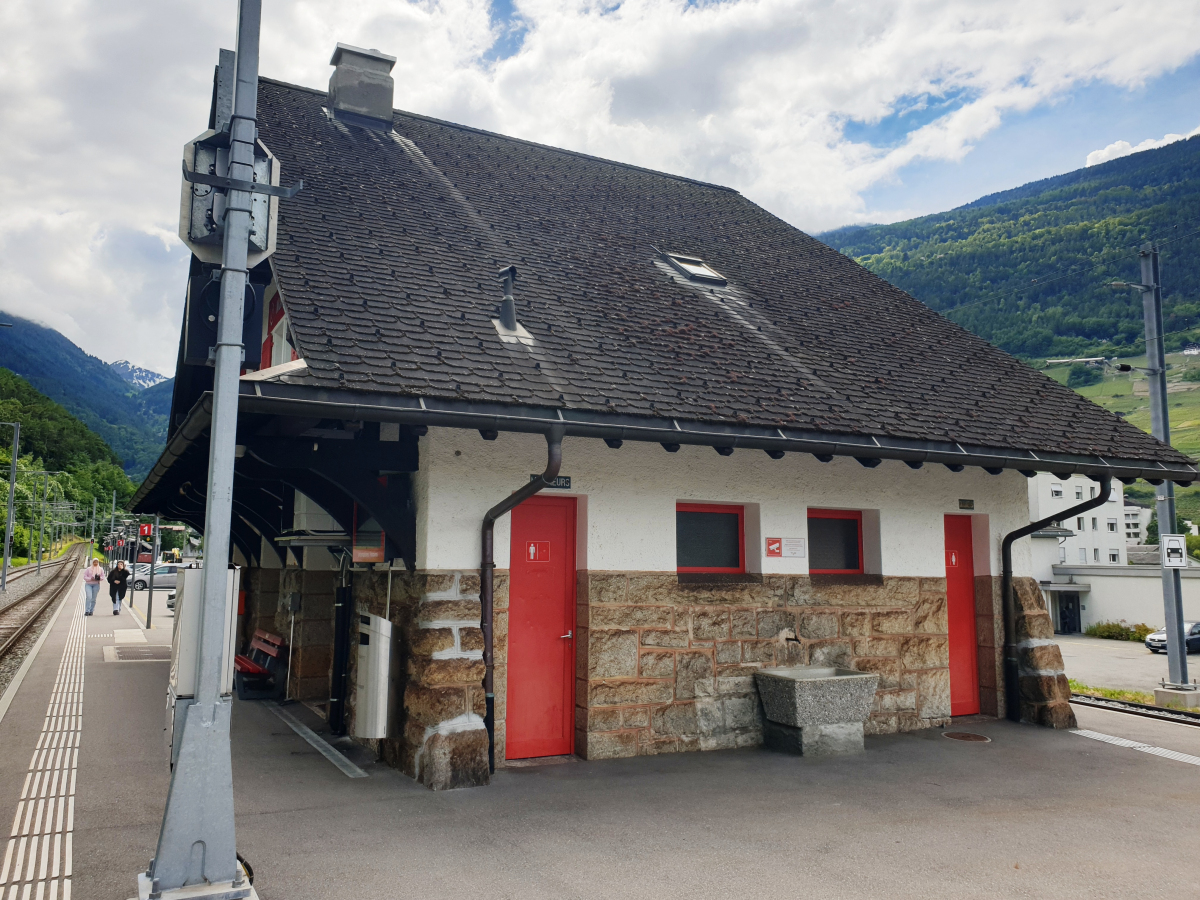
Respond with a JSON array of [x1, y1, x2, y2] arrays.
[[947, 550, 960, 568], [526, 541, 550, 562], [1161, 534, 1187, 569]]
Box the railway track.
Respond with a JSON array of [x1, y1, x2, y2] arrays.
[[0, 546, 84, 662], [2, 555, 73, 588], [1070, 692, 1200, 728]]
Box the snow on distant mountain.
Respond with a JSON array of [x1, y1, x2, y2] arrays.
[[109, 360, 167, 389]]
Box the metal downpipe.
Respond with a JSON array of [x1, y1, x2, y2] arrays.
[[480, 425, 565, 772], [1000, 474, 1111, 722]]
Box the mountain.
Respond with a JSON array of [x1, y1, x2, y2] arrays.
[[0, 314, 170, 480], [0, 367, 136, 512], [821, 135, 1200, 360], [110, 359, 168, 389]]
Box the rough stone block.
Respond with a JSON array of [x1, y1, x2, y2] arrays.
[[652, 702, 699, 736], [808, 640, 853, 668], [794, 610, 838, 639], [1012, 577, 1047, 614], [777, 640, 806, 665], [715, 641, 742, 665], [459, 627, 484, 652], [693, 609, 731, 640], [584, 573, 628, 604], [878, 689, 917, 712], [1019, 673, 1070, 703], [590, 605, 673, 629], [852, 637, 900, 658], [675, 650, 715, 699], [1023, 699, 1077, 729], [590, 679, 674, 707], [625, 574, 683, 605], [840, 611, 870, 637], [639, 628, 689, 648], [695, 698, 726, 735], [589, 629, 639, 678], [584, 706, 623, 732], [873, 610, 915, 634], [700, 733, 738, 751], [806, 577, 919, 608], [900, 635, 950, 669], [1016, 612, 1054, 642], [458, 573, 481, 597], [419, 728, 490, 790], [1021, 642, 1066, 674], [742, 640, 777, 666], [420, 599, 482, 624], [404, 684, 466, 727], [757, 609, 796, 639], [585, 730, 639, 760], [731, 609, 758, 639], [717, 676, 757, 694], [411, 657, 486, 686], [409, 627, 455, 656], [725, 695, 760, 730], [639, 650, 676, 678], [865, 713, 898, 735], [623, 706, 650, 728], [916, 669, 951, 719], [914, 591, 948, 634]]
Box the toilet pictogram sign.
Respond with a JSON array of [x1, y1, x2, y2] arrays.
[[947, 550, 960, 568], [526, 541, 550, 562]]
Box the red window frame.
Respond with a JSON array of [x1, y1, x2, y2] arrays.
[[807, 508, 864, 575], [676, 503, 746, 574]]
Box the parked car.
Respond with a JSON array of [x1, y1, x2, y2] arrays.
[[1145, 623, 1200, 653], [132, 564, 180, 592]]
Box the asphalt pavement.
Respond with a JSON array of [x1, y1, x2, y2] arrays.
[[1057, 633, 1181, 693]]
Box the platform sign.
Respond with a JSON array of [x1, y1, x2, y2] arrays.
[[1162, 534, 1188, 568], [352, 503, 386, 563], [765, 538, 806, 558], [139, 523, 153, 537]]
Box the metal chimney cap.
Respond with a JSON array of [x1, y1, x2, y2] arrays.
[[329, 43, 396, 72]]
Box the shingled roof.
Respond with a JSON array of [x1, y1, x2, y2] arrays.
[[251, 76, 1191, 470]]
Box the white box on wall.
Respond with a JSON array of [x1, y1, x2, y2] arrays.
[[354, 613, 399, 739]]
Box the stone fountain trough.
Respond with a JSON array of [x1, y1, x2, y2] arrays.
[[754, 666, 879, 756]]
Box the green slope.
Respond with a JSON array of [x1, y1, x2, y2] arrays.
[[822, 136, 1200, 360]]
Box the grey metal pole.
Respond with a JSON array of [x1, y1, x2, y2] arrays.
[[91, 496, 96, 542], [110, 488, 116, 539], [146, 3, 261, 894], [36, 474, 46, 574], [147, 515, 159, 629], [1140, 242, 1190, 687], [2, 422, 17, 591]]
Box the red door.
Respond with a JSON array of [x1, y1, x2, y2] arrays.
[[507, 495, 576, 759], [944, 515, 980, 716]]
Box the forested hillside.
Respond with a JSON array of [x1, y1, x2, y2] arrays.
[[0, 315, 170, 478], [822, 136, 1200, 360], [0, 368, 136, 557]]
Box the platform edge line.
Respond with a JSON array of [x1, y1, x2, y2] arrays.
[[266, 703, 368, 778], [0, 579, 79, 730]]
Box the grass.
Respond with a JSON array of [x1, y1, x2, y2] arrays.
[[1045, 351, 1200, 520], [1068, 679, 1156, 705]]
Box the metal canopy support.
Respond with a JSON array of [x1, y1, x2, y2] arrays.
[[1, 423, 17, 592], [1139, 244, 1190, 688], [141, 2, 262, 898]]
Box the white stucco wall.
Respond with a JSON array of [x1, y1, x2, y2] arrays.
[[1051, 565, 1200, 629], [413, 427, 1034, 577]]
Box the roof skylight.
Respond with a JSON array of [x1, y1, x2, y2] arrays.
[[663, 252, 727, 286]]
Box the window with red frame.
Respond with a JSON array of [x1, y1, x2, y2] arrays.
[[676, 503, 745, 573], [807, 509, 864, 574]]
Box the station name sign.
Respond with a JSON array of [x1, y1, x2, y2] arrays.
[[531, 475, 572, 490]]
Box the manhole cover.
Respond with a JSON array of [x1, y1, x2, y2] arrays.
[[942, 731, 991, 743], [113, 645, 172, 662]]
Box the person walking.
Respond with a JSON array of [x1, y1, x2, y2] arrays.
[[82, 558, 104, 616], [107, 560, 130, 616]]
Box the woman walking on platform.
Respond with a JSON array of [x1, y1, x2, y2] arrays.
[[83, 558, 103, 615], [107, 560, 129, 616]]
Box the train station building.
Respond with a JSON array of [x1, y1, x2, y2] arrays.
[[131, 45, 1197, 791]]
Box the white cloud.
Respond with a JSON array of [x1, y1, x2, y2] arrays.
[[2, 0, 1200, 375], [1086, 124, 1200, 166]]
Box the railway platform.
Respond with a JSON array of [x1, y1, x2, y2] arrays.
[[1, 568, 1199, 900]]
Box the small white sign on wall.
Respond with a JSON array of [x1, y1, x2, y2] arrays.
[[765, 537, 806, 558]]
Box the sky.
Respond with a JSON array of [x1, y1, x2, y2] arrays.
[[1, 0, 1199, 378]]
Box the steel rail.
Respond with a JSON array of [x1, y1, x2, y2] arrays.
[[1069, 693, 1200, 728], [0, 557, 73, 615], [0, 547, 82, 661]]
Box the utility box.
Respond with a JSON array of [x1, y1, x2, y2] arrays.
[[354, 613, 398, 740], [167, 565, 241, 765]]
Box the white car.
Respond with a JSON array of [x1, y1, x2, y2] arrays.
[[1145, 623, 1200, 654]]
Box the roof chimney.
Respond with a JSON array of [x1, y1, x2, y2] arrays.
[[328, 43, 396, 127]]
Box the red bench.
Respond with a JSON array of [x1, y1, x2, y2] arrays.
[[234, 630, 287, 700]]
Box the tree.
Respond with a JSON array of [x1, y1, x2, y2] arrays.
[[1146, 512, 1191, 545], [1066, 363, 1103, 388]]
